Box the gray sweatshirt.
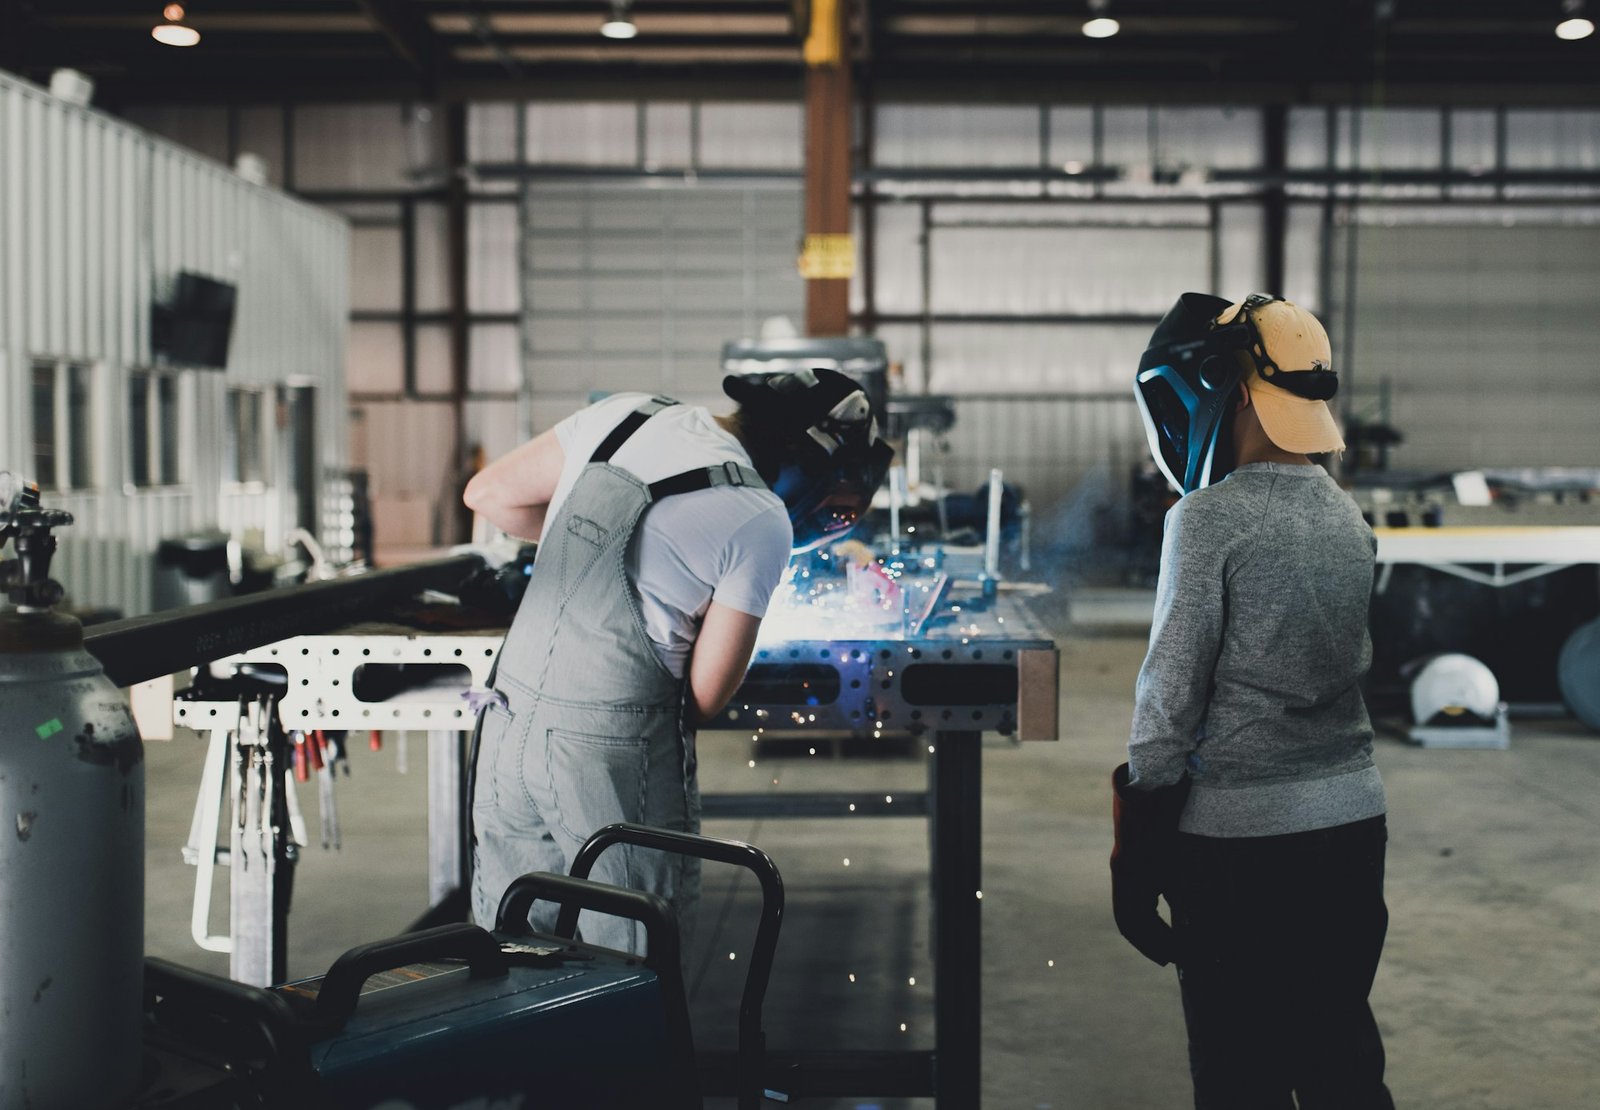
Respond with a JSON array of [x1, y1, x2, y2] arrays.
[[1128, 461, 1387, 837]]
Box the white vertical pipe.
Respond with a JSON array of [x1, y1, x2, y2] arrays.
[[984, 467, 1004, 580], [888, 465, 905, 553]]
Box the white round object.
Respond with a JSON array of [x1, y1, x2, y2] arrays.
[[1410, 653, 1500, 724]]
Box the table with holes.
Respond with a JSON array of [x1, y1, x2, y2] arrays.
[[173, 599, 1060, 1107]]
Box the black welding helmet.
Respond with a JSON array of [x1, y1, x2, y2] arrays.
[[723, 367, 895, 554]]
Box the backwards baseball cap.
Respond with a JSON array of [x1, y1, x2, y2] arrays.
[[1214, 296, 1345, 455]]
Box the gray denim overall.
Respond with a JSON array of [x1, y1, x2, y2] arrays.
[[470, 398, 767, 954]]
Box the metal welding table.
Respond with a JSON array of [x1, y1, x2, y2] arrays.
[[167, 592, 1059, 1107], [707, 592, 1059, 1106], [170, 620, 501, 985]]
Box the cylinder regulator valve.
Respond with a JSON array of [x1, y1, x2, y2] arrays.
[[0, 475, 74, 609]]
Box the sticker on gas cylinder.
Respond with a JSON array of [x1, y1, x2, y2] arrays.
[[35, 718, 63, 740]]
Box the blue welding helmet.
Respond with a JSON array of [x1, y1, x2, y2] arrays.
[[1134, 292, 1251, 495], [1135, 292, 1341, 493], [723, 367, 895, 554]]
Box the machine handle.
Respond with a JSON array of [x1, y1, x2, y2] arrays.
[[314, 922, 506, 1024], [563, 823, 786, 1110], [145, 957, 316, 1094], [495, 872, 680, 971]]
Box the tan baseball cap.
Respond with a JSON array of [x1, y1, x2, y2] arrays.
[[1215, 297, 1345, 454]]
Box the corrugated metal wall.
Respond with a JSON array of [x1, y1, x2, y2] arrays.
[[104, 96, 1600, 564], [1330, 208, 1600, 470], [515, 181, 805, 415], [0, 71, 349, 615]]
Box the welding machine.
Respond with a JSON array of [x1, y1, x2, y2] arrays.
[[137, 825, 784, 1110]]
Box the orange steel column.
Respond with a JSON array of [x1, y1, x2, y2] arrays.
[[802, 0, 853, 336]]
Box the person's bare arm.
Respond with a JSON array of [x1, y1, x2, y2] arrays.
[[462, 429, 565, 541], [688, 601, 763, 724]]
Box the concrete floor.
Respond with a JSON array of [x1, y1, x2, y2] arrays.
[[142, 600, 1600, 1108]]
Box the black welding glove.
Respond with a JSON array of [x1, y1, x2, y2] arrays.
[[1110, 762, 1191, 968]]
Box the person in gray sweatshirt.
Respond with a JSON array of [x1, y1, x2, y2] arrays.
[[1112, 293, 1395, 1109]]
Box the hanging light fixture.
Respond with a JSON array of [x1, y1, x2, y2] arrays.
[[1083, 0, 1120, 38], [1556, 0, 1595, 39], [151, 3, 200, 47], [600, 0, 638, 39]]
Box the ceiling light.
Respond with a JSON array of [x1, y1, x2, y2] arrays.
[[1083, 0, 1119, 39], [151, 3, 200, 47], [600, 0, 637, 39], [1558, 0, 1595, 39]]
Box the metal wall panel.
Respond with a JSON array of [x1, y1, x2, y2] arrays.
[[520, 181, 804, 414], [525, 102, 637, 165], [938, 396, 1148, 553], [930, 224, 1209, 315], [293, 103, 414, 191], [697, 103, 803, 168], [0, 71, 348, 617], [349, 400, 453, 548], [876, 105, 1040, 167], [1330, 212, 1600, 471], [925, 324, 1153, 394], [1506, 110, 1600, 170], [467, 103, 519, 164]]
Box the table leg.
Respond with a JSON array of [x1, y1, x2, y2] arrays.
[[427, 730, 467, 906], [930, 731, 982, 1108]]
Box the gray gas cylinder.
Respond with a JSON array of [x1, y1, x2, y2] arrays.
[[0, 609, 145, 1106]]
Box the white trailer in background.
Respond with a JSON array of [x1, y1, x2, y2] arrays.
[[0, 69, 349, 619]]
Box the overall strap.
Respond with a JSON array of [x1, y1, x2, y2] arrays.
[[589, 396, 680, 464], [648, 460, 766, 502]]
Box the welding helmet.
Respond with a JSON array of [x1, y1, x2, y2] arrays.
[[1134, 292, 1341, 494], [723, 367, 894, 554]]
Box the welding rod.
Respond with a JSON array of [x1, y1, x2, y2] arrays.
[[984, 468, 1004, 581]]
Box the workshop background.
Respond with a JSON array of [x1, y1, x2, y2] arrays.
[[3, 2, 1600, 1108]]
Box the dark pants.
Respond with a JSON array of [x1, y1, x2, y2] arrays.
[[1171, 816, 1395, 1110]]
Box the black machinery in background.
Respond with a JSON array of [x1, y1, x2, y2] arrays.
[[1350, 468, 1600, 716]]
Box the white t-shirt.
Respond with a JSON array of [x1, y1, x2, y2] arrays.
[[545, 393, 793, 678]]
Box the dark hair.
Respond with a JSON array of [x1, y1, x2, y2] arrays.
[[725, 406, 809, 484]]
